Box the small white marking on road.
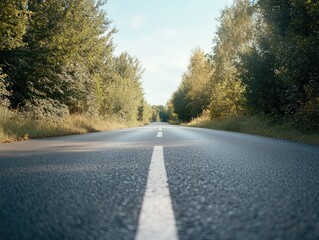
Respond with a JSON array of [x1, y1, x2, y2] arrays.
[[135, 146, 179, 240], [157, 132, 163, 138], [159, 125, 162, 131]]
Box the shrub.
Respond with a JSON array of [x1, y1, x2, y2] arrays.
[[23, 98, 69, 122], [294, 83, 319, 131]]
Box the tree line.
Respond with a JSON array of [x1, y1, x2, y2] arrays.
[[0, 0, 152, 123], [171, 0, 319, 130]]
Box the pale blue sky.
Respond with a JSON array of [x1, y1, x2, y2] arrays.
[[106, 0, 234, 105]]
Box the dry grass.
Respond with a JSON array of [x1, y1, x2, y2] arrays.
[[188, 114, 319, 145], [0, 107, 142, 143]]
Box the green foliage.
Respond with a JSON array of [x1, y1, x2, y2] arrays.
[[238, 36, 283, 114], [184, 48, 212, 117], [209, 0, 252, 119], [0, 0, 30, 50], [138, 100, 153, 123], [0, 109, 140, 142], [171, 48, 212, 122], [151, 105, 169, 122], [158, 105, 169, 122], [0, 68, 10, 107], [188, 114, 319, 144], [103, 52, 145, 121], [166, 101, 178, 122], [240, 0, 319, 129], [151, 107, 160, 122], [171, 0, 318, 131], [0, 0, 151, 129], [23, 98, 70, 122], [171, 1, 253, 122], [23, 0, 115, 113], [293, 81, 319, 130], [209, 76, 246, 118], [0, 0, 31, 107], [171, 80, 193, 122]]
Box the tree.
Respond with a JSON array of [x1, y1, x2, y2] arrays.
[[23, 0, 115, 113], [209, 0, 253, 119], [1, 0, 116, 116], [103, 52, 144, 121], [209, 70, 246, 118], [150, 105, 169, 122], [151, 106, 160, 122], [157, 105, 169, 122], [183, 48, 212, 117], [166, 100, 178, 122], [171, 80, 193, 122], [240, 0, 319, 129], [237, 7, 283, 114], [0, 0, 150, 124], [0, 0, 30, 50], [171, 48, 213, 122], [0, 0, 30, 108], [138, 100, 152, 123]]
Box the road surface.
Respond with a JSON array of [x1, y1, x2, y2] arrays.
[[1, 122, 319, 240]]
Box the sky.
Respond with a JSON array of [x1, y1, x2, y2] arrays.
[[106, 0, 234, 106]]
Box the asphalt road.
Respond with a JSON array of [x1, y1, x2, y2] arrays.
[[1, 122, 319, 240]]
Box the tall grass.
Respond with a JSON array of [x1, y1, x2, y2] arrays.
[[188, 114, 319, 144], [0, 106, 142, 142]]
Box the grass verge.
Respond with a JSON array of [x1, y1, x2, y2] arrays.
[[0, 107, 143, 143], [187, 114, 319, 145]]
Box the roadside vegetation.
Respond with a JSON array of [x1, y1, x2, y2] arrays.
[[2, 0, 318, 144], [0, 105, 145, 142], [0, 0, 154, 142], [167, 0, 319, 144], [187, 112, 319, 144]]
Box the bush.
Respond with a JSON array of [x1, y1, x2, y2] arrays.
[[23, 98, 69, 122], [0, 77, 10, 108], [188, 114, 319, 144], [294, 83, 319, 131]]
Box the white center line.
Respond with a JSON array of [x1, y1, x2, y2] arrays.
[[135, 146, 179, 240], [157, 132, 163, 138]]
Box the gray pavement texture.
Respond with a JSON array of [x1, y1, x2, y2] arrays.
[[1, 122, 319, 240]]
